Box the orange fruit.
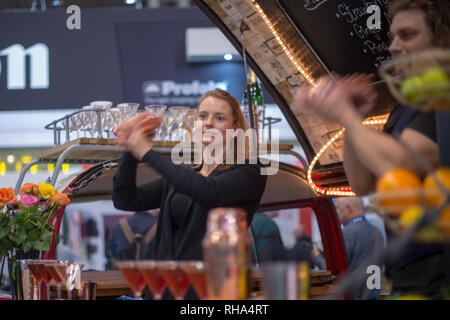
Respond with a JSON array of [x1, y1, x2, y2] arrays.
[[376, 168, 422, 215], [423, 167, 450, 207], [438, 207, 450, 234]]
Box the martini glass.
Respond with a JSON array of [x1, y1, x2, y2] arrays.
[[28, 259, 55, 300], [157, 261, 190, 300], [179, 261, 207, 300], [144, 105, 167, 141], [117, 103, 140, 122], [46, 260, 72, 300], [116, 261, 146, 300], [168, 106, 190, 141], [136, 260, 167, 300], [27, 261, 44, 300]]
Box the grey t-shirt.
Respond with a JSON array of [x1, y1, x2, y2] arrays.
[[342, 218, 385, 300]]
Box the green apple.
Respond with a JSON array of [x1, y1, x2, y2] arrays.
[[401, 76, 425, 103], [422, 68, 449, 98]]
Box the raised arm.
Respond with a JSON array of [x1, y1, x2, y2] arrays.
[[141, 150, 267, 206], [112, 152, 164, 211]]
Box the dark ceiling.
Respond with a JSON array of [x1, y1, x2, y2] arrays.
[[0, 0, 193, 10]]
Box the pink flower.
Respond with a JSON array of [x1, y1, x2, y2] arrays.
[[20, 194, 39, 208]]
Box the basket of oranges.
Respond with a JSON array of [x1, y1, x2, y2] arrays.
[[379, 48, 450, 112], [375, 167, 450, 242]]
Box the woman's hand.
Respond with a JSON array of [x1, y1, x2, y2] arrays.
[[115, 113, 161, 160]]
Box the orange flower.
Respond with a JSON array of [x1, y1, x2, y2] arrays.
[[19, 183, 40, 197], [0, 187, 17, 206], [51, 191, 70, 206]]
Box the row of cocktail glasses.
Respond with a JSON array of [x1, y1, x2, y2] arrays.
[[24, 259, 84, 300], [67, 101, 197, 142], [116, 260, 206, 300]]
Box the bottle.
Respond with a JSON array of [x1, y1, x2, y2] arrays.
[[241, 69, 265, 143], [202, 207, 251, 299]]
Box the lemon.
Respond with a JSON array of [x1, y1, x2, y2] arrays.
[[422, 68, 449, 98], [401, 76, 425, 103], [399, 206, 424, 230]]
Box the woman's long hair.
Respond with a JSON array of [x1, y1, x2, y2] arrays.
[[197, 89, 255, 170]]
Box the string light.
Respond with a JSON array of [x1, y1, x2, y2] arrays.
[[30, 165, 38, 175], [250, 1, 315, 86], [0, 162, 5, 176], [62, 163, 70, 174], [307, 115, 389, 197]]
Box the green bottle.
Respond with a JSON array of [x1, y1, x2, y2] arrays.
[[242, 69, 265, 142]]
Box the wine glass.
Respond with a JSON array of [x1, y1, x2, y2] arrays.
[[168, 106, 191, 142], [157, 260, 190, 300], [136, 260, 167, 300], [179, 261, 207, 300], [116, 261, 146, 300]]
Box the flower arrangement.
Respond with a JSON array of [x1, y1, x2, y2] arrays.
[[0, 183, 70, 275]]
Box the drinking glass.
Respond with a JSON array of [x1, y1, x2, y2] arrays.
[[136, 260, 167, 300], [159, 112, 171, 141], [28, 259, 55, 300], [157, 260, 190, 300], [81, 106, 96, 138], [46, 260, 72, 300], [89, 101, 112, 138], [89, 100, 113, 111], [69, 114, 82, 140], [64, 263, 84, 300], [168, 106, 191, 142], [117, 103, 140, 122], [116, 261, 146, 300], [144, 104, 167, 116], [179, 261, 207, 300], [109, 108, 123, 136], [144, 105, 167, 141], [26, 261, 44, 300]]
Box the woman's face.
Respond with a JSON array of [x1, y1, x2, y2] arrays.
[[198, 96, 238, 146], [389, 9, 433, 58]]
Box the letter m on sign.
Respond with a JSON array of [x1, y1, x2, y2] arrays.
[[0, 43, 49, 90]]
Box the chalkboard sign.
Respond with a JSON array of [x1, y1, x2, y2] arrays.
[[278, 0, 392, 77]]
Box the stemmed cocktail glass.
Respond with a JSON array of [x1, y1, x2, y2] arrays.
[[46, 260, 72, 300], [116, 261, 146, 300], [136, 260, 167, 300], [144, 105, 167, 141], [168, 106, 190, 142], [157, 261, 190, 300], [179, 261, 207, 300]]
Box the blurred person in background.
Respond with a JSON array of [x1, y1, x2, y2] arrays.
[[336, 197, 385, 300]]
